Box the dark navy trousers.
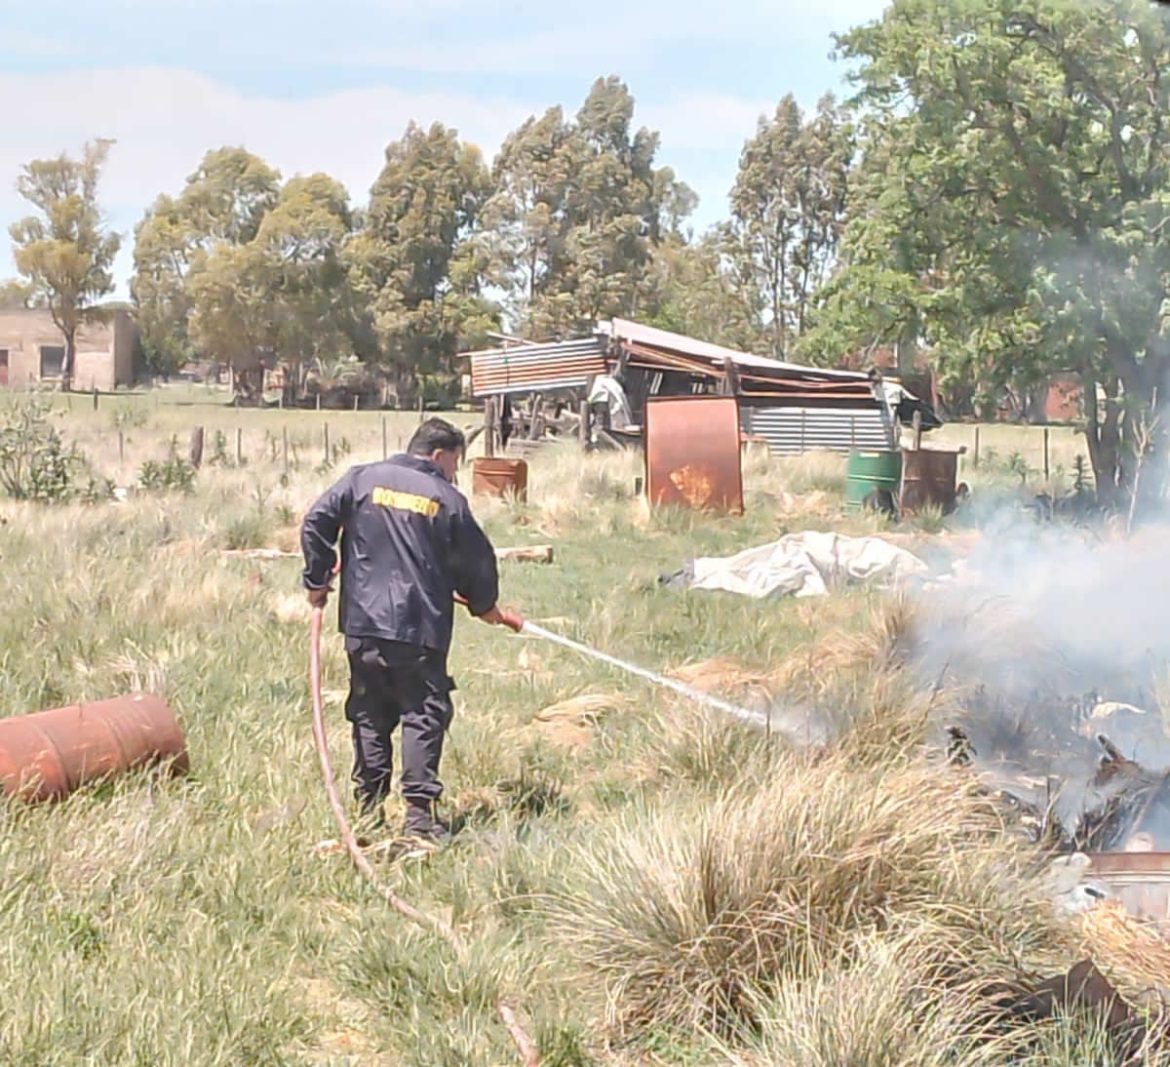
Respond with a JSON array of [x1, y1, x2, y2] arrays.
[[343, 636, 454, 816]]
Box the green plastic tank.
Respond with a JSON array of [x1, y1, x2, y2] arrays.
[[845, 450, 902, 511]]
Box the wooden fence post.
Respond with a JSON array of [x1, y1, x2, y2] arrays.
[[484, 397, 497, 458], [188, 426, 204, 469]]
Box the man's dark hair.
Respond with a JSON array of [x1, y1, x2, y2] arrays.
[[408, 417, 466, 456]]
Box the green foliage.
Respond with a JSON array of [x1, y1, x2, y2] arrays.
[[133, 150, 364, 403], [645, 236, 762, 352], [8, 140, 121, 390], [483, 77, 694, 338], [208, 429, 231, 467], [0, 398, 110, 503], [817, 0, 1170, 505], [726, 93, 854, 358], [347, 122, 495, 398], [0, 278, 37, 309], [138, 443, 197, 494]]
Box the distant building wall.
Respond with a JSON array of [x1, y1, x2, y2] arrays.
[[1045, 375, 1081, 423], [0, 308, 136, 390]]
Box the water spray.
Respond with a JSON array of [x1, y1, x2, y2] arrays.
[[518, 620, 769, 728]]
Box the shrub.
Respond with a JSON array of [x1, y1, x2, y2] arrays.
[[138, 444, 197, 494], [0, 398, 111, 503]]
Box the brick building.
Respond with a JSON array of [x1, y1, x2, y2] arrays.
[[0, 307, 137, 391]]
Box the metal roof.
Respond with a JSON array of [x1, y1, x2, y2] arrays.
[[600, 318, 873, 383], [469, 338, 608, 397]]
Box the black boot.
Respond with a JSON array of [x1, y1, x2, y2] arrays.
[[402, 800, 451, 848]]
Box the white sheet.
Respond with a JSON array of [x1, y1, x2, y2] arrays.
[[689, 531, 927, 599]]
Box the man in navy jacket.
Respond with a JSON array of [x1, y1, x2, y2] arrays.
[[302, 417, 520, 843]]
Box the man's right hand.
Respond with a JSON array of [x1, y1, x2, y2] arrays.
[[307, 586, 331, 609], [477, 604, 525, 633]]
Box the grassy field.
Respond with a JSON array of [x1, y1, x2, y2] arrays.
[[0, 389, 1148, 1066]]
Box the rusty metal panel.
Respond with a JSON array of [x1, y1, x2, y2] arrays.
[[900, 448, 959, 513], [0, 693, 188, 803], [470, 339, 608, 397], [644, 396, 743, 514], [1086, 852, 1170, 927], [741, 405, 895, 455]]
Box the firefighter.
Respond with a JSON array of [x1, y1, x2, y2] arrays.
[[301, 417, 520, 844]]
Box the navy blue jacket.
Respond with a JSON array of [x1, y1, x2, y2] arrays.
[[301, 455, 499, 653]]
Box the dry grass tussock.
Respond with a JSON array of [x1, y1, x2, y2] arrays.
[[1077, 901, 1170, 1005], [770, 592, 916, 702], [716, 931, 1010, 1067], [547, 747, 1069, 1044], [533, 692, 629, 749]]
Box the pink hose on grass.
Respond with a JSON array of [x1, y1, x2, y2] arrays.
[[309, 605, 539, 1065]]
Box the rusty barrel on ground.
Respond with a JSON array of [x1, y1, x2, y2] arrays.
[[472, 457, 529, 501], [900, 448, 960, 514], [0, 693, 189, 803]]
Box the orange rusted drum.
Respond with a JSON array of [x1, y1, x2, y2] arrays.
[[0, 693, 188, 803], [473, 457, 529, 501]]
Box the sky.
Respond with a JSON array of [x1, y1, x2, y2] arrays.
[[0, 0, 889, 298]]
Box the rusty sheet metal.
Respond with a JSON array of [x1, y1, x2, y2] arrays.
[[900, 448, 960, 513], [0, 693, 188, 803], [741, 405, 895, 455], [470, 339, 608, 397], [1086, 852, 1170, 927], [644, 396, 743, 514], [605, 318, 869, 381]]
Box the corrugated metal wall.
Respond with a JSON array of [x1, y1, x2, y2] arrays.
[[470, 339, 608, 396], [742, 405, 897, 455]]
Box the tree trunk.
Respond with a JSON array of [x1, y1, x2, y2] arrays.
[[1025, 381, 1049, 426], [1084, 374, 1125, 509], [61, 331, 75, 393]]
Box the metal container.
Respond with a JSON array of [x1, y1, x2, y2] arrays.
[[900, 448, 960, 514], [472, 457, 529, 501], [644, 396, 743, 515], [1087, 852, 1170, 926], [0, 693, 188, 803], [845, 450, 902, 511]]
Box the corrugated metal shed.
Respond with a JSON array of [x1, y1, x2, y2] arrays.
[[469, 339, 608, 397], [742, 405, 897, 455], [602, 318, 872, 383]]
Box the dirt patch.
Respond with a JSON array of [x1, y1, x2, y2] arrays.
[[297, 976, 395, 1066]]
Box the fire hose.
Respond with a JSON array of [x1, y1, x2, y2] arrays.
[[308, 605, 539, 1066], [309, 594, 764, 1062]]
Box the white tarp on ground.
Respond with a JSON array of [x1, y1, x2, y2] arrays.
[[688, 532, 928, 599]]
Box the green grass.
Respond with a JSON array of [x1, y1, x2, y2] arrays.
[[0, 391, 1136, 1065]]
